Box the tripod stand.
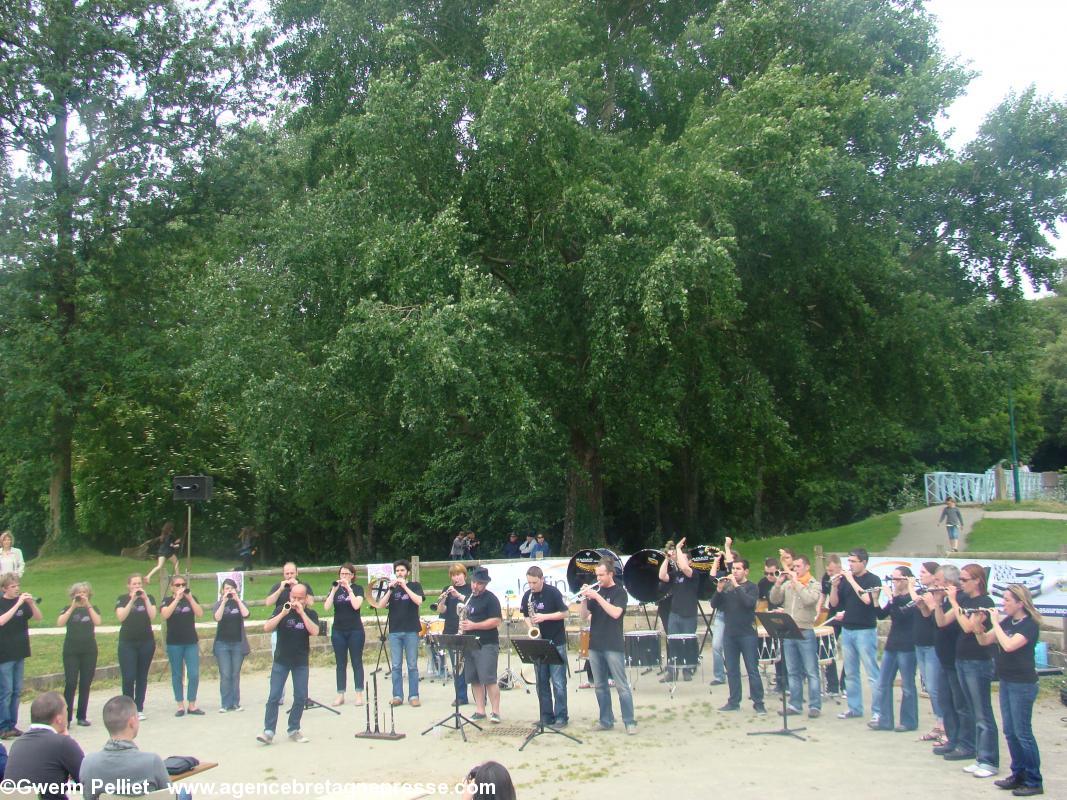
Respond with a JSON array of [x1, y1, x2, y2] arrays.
[[513, 638, 583, 751], [749, 611, 806, 741], [497, 593, 525, 691], [422, 635, 482, 742]]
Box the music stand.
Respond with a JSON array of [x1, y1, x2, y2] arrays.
[[421, 634, 482, 742], [749, 611, 806, 741], [512, 638, 583, 751]]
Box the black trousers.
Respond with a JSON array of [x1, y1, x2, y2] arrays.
[[118, 639, 156, 711], [63, 648, 98, 722]]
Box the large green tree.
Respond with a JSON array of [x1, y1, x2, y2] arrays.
[[0, 0, 261, 552]]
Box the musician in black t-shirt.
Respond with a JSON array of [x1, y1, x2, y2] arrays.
[[460, 567, 503, 722], [264, 562, 315, 614], [437, 564, 472, 705], [829, 548, 882, 721], [521, 566, 569, 727], [945, 564, 999, 777], [710, 558, 765, 713], [114, 574, 157, 717], [213, 577, 250, 712], [258, 584, 319, 745], [161, 575, 204, 716], [581, 558, 636, 734], [57, 582, 101, 726], [931, 564, 969, 759], [911, 560, 944, 743], [871, 567, 918, 731], [976, 584, 1044, 795], [367, 559, 425, 706], [0, 573, 43, 738], [324, 563, 365, 708], [657, 537, 700, 682]]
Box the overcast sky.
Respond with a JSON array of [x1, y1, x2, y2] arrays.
[[925, 0, 1067, 264]]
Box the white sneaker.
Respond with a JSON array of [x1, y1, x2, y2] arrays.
[[137, 712, 146, 720], [288, 730, 310, 743], [972, 765, 998, 779], [218, 707, 228, 714], [963, 763, 981, 774], [256, 731, 274, 745]]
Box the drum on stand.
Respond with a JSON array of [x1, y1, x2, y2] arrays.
[[815, 626, 837, 665], [624, 630, 662, 667], [666, 633, 699, 668], [756, 626, 781, 666]]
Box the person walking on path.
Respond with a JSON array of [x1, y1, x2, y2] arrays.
[[938, 499, 964, 553]]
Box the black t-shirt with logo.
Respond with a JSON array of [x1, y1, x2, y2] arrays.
[[665, 569, 701, 617], [63, 605, 99, 654], [838, 572, 882, 629], [214, 598, 245, 643], [934, 597, 961, 666], [116, 593, 156, 644], [995, 615, 1040, 684], [441, 583, 472, 635], [331, 583, 365, 631], [955, 593, 995, 661], [878, 594, 917, 651], [757, 577, 782, 610], [275, 607, 320, 667], [521, 584, 568, 645], [163, 595, 199, 645], [0, 597, 32, 662], [386, 581, 424, 633], [464, 590, 502, 645], [588, 583, 628, 653], [269, 581, 315, 613]]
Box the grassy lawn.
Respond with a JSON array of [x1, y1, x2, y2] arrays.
[[724, 511, 903, 565], [965, 518, 1067, 553], [983, 499, 1067, 513]]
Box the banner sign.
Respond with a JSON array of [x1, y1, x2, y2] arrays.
[[465, 558, 640, 609], [215, 570, 246, 599], [867, 556, 1067, 618]]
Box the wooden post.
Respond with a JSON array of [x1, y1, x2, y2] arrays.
[[1060, 544, 1066, 666], [412, 555, 420, 583], [814, 545, 825, 579]]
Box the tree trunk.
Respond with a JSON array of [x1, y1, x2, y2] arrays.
[[39, 98, 80, 555], [561, 432, 605, 554], [344, 501, 376, 561], [753, 464, 765, 534]]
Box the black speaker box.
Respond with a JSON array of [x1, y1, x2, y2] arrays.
[[172, 475, 214, 502]]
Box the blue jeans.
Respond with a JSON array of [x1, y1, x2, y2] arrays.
[[711, 612, 726, 681], [915, 644, 942, 720], [264, 661, 308, 734], [666, 613, 697, 678], [389, 631, 420, 700], [783, 628, 820, 710], [331, 628, 365, 692], [723, 632, 764, 708], [877, 649, 918, 730], [213, 640, 245, 709], [956, 659, 999, 767], [587, 649, 635, 727], [940, 660, 971, 752], [999, 680, 1041, 787], [841, 627, 881, 716], [534, 642, 568, 725], [0, 659, 25, 731], [166, 643, 200, 702]]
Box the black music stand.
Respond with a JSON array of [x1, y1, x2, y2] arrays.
[[513, 638, 583, 751], [421, 634, 482, 742], [749, 611, 806, 741]]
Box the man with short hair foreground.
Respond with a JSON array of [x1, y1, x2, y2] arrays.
[[3, 691, 83, 800], [78, 695, 170, 800]]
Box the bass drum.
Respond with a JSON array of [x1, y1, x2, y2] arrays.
[[567, 548, 623, 594], [622, 548, 667, 603], [688, 544, 722, 600]]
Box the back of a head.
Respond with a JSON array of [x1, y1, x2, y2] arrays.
[[102, 695, 138, 737], [468, 761, 516, 800], [30, 691, 66, 725]]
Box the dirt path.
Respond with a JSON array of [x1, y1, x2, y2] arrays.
[[891, 504, 983, 554]]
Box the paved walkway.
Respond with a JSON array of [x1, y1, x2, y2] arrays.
[[890, 506, 1067, 554]]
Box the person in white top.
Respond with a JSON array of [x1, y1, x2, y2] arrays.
[[0, 531, 25, 578]]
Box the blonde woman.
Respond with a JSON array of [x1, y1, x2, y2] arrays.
[[115, 574, 157, 717], [57, 582, 101, 726], [0, 532, 24, 578], [976, 585, 1044, 796]]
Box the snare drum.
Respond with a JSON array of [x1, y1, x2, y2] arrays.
[[815, 625, 837, 665], [624, 630, 662, 667], [578, 627, 591, 659], [428, 619, 445, 636], [666, 633, 699, 668], [756, 626, 780, 665]]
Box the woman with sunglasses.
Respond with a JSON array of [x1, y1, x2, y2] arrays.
[[115, 574, 156, 718], [976, 585, 1043, 796], [161, 575, 204, 716], [945, 563, 999, 779], [870, 566, 918, 732]]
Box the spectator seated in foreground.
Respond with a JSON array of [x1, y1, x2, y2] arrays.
[[78, 695, 171, 800]]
